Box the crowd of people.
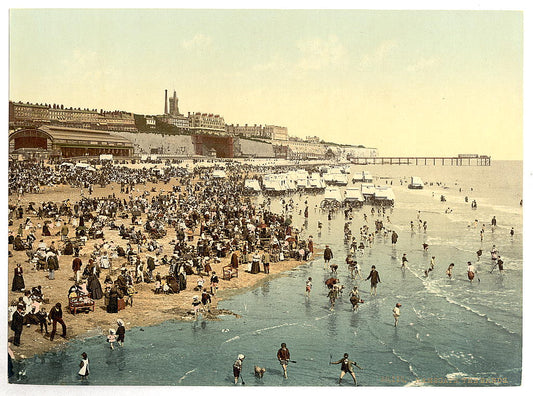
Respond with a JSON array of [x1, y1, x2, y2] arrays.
[[8, 159, 319, 358], [8, 158, 516, 385]]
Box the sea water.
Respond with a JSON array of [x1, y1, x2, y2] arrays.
[[11, 161, 523, 386]]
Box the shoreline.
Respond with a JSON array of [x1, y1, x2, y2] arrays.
[[8, 179, 316, 361]]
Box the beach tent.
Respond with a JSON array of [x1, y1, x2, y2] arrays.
[[408, 176, 424, 189], [374, 186, 395, 205], [361, 183, 376, 201], [244, 179, 261, 192], [323, 187, 343, 203], [344, 188, 365, 206], [99, 154, 113, 161], [212, 169, 227, 178]]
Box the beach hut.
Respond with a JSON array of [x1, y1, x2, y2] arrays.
[[308, 173, 326, 192], [321, 186, 343, 209], [362, 171, 373, 182], [374, 186, 395, 206], [344, 188, 365, 207], [212, 169, 227, 179], [352, 172, 364, 183], [408, 176, 424, 189], [361, 183, 376, 202], [323, 168, 348, 186], [244, 179, 261, 194]]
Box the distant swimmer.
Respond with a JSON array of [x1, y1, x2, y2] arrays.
[[491, 216, 497, 227], [393, 303, 402, 327], [328, 287, 338, 310], [491, 256, 504, 274], [353, 261, 363, 280], [305, 277, 312, 298], [391, 230, 398, 245], [476, 249, 482, 261], [467, 261, 479, 283], [323, 245, 333, 270], [330, 353, 363, 385], [510, 227, 515, 237], [424, 256, 435, 277], [446, 263, 455, 279], [401, 253, 409, 269], [365, 265, 381, 296], [490, 245, 498, 261], [349, 286, 363, 311], [346, 254, 355, 278], [422, 243, 429, 251]]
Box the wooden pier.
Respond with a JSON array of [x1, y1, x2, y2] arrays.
[[350, 155, 491, 166]]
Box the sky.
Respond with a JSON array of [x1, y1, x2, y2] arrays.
[[9, 7, 524, 159]]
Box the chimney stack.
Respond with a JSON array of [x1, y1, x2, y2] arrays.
[[164, 89, 168, 114]]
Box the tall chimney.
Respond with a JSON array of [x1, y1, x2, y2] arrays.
[[164, 89, 168, 114], [173, 91, 177, 115]]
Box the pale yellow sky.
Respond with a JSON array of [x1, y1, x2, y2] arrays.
[[9, 8, 523, 159]]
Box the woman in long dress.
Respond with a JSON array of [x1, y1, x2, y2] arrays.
[[12, 263, 25, 292], [87, 274, 103, 300], [107, 285, 119, 313]]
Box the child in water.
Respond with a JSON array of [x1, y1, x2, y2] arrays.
[[305, 277, 312, 298], [107, 328, 117, 349], [446, 263, 455, 279]]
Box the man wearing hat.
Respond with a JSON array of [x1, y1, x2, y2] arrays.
[[233, 354, 245, 384], [323, 245, 333, 270], [49, 302, 67, 341], [393, 303, 402, 327], [11, 305, 25, 346]]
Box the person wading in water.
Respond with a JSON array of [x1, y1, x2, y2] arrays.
[[330, 353, 363, 385], [277, 343, 291, 378]]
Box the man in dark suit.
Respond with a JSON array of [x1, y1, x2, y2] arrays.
[[11, 305, 25, 346], [49, 302, 67, 341]]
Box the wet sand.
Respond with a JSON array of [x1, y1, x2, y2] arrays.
[[8, 177, 312, 360]]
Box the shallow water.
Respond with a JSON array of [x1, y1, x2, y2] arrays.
[[11, 161, 522, 386]]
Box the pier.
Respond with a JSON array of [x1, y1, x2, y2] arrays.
[[350, 155, 491, 166]]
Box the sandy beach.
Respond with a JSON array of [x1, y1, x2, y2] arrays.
[[8, 176, 312, 361]]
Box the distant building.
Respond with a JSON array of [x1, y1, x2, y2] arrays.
[[305, 135, 321, 143], [9, 125, 134, 159], [9, 101, 137, 132], [226, 123, 288, 141], [156, 89, 190, 130], [188, 112, 226, 135]]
